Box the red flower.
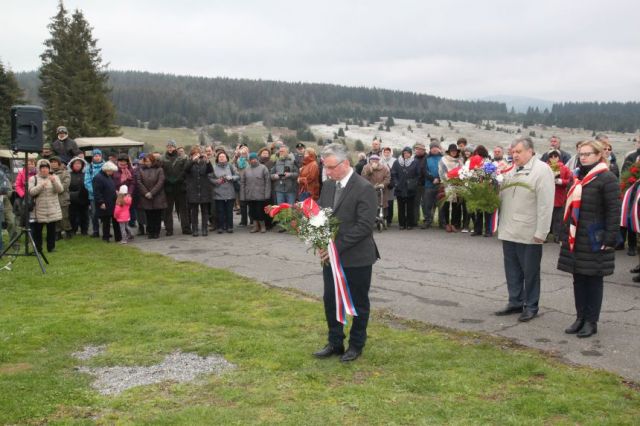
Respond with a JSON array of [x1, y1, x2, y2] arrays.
[[265, 203, 291, 218], [447, 167, 461, 179], [629, 177, 637, 184], [468, 155, 484, 170], [631, 167, 639, 174], [300, 197, 321, 218]]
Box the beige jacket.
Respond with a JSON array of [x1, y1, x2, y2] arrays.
[[28, 172, 63, 223], [498, 156, 555, 244]]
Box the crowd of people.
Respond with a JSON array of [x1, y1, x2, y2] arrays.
[[1, 126, 639, 340]]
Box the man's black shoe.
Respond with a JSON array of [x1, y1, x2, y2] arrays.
[[628, 247, 637, 256], [494, 305, 523, 316], [518, 310, 537, 322], [564, 318, 584, 334], [633, 275, 640, 283], [313, 344, 344, 358], [340, 347, 362, 362], [577, 322, 597, 338], [631, 265, 640, 274], [165, 231, 173, 237]]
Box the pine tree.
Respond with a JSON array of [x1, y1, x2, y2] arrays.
[[39, 1, 118, 140], [0, 61, 26, 146], [337, 127, 345, 137], [267, 132, 273, 143]]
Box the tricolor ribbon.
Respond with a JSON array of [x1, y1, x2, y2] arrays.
[[327, 241, 357, 324], [490, 209, 499, 234], [620, 182, 640, 233]]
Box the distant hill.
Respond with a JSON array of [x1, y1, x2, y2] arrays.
[[15, 71, 508, 129], [480, 95, 555, 114], [15, 71, 640, 133]]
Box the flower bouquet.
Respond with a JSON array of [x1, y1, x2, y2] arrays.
[[443, 155, 531, 214], [265, 198, 356, 324], [620, 162, 640, 193]]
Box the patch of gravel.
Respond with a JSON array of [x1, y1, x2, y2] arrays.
[[73, 347, 235, 395], [72, 345, 107, 360]]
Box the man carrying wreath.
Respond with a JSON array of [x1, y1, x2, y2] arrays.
[[316, 144, 380, 362]]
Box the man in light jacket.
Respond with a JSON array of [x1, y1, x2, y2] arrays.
[[496, 136, 555, 322]]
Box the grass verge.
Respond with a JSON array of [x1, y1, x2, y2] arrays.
[[0, 238, 638, 424]]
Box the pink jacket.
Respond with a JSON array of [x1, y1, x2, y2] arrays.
[[15, 167, 37, 198], [113, 195, 132, 222]]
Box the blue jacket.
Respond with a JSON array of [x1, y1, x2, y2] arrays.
[[425, 154, 443, 189], [84, 160, 104, 200]]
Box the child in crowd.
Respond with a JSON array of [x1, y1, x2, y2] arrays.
[[114, 185, 133, 244]]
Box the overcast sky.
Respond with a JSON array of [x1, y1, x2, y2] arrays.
[[1, 0, 639, 102]]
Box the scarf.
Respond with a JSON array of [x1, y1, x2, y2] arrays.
[[397, 156, 414, 167], [563, 162, 609, 252]]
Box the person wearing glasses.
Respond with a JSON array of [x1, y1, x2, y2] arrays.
[[557, 140, 620, 338], [595, 134, 619, 178]]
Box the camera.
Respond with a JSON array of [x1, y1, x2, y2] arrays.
[[278, 173, 286, 178]]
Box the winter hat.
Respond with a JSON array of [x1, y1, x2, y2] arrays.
[[56, 126, 68, 134], [429, 140, 441, 149], [92, 148, 103, 156], [369, 154, 380, 162], [402, 146, 412, 154], [413, 143, 426, 150], [36, 159, 51, 169], [138, 152, 146, 160], [49, 156, 62, 164], [42, 143, 52, 150], [249, 152, 258, 160], [167, 139, 177, 148], [102, 161, 118, 172], [119, 185, 128, 194], [547, 149, 561, 158], [446, 144, 459, 154]]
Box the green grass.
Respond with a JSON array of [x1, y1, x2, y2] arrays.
[[0, 238, 639, 424]]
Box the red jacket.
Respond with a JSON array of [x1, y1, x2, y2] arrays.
[[551, 162, 572, 207]]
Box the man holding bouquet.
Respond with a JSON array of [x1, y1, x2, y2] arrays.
[[316, 144, 380, 362]]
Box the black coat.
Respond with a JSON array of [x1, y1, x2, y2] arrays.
[[69, 170, 89, 206], [184, 159, 213, 204], [92, 171, 117, 218], [557, 170, 620, 276], [391, 159, 420, 198]]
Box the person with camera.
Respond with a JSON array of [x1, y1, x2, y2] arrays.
[[241, 152, 271, 233], [28, 159, 63, 253], [211, 151, 239, 233], [162, 140, 189, 236], [185, 146, 213, 237], [84, 149, 105, 238], [271, 145, 299, 204]]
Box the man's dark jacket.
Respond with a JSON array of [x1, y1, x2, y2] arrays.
[[318, 172, 380, 267]]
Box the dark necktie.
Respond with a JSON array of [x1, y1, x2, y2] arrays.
[[333, 181, 343, 209]]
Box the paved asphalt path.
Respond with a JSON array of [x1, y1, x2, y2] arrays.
[[135, 219, 640, 382]]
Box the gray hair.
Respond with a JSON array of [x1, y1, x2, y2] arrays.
[[512, 136, 535, 151], [321, 143, 349, 163], [595, 133, 609, 142], [102, 161, 118, 172]]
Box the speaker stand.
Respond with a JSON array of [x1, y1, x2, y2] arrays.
[[0, 223, 49, 274]]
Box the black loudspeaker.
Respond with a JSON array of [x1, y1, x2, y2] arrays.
[[11, 105, 44, 153]]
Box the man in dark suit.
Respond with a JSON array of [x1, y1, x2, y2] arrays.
[[315, 144, 379, 362]]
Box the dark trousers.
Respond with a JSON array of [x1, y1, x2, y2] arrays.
[[90, 200, 100, 236], [422, 187, 439, 226], [442, 201, 461, 227], [461, 202, 470, 229], [322, 264, 372, 350], [32, 221, 57, 252], [412, 187, 425, 226], [386, 199, 394, 225], [215, 199, 235, 230], [573, 274, 603, 322], [189, 203, 209, 234], [620, 227, 636, 248], [164, 191, 189, 233], [248, 200, 266, 221], [473, 211, 492, 235], [551, 206, 564, 239], [99, 216, 122, 242], [239, 200, 248, 225], [502, 241, 542, 313], [396, 196, 415, 228], [145, 209, 163, 236], [69, 202, 89, 235]]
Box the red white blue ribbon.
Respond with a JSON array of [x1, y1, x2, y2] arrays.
[[490, 209, 499, 234], [327, 241, 357, 324], [620, 183, 640, 233]]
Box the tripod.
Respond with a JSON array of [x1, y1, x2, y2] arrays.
[[0, 152, 48, 274]]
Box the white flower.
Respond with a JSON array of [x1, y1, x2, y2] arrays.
[[309, 211, 328, 228], [496, 174, 504, 184]]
